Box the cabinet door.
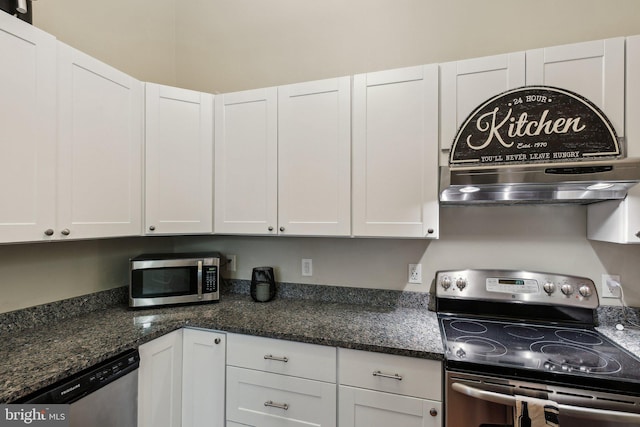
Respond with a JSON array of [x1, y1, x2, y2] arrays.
[[57, 42, 143, 239], [0, 13, 57, 243], [339, 386, 442, 427], [278, 77, 351, 236], [526, 37, 624, 137], [138, 329, 183, 427], [182, 328, 225, 427], [145, 83, 213, 235], [214, 88, 278, 234], [352, 65, 439, 238], [440, 52, 525, 154], [587, 35, 640, 244]]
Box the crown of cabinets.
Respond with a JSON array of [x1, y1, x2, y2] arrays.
[[0, 12, 142, 244], [2, 11, 639, 244]]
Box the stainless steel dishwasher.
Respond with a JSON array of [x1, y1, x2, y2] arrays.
[[19, 348, 140, 427]]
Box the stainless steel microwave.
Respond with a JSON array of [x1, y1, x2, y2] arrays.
[[129, 252, 221, 308]]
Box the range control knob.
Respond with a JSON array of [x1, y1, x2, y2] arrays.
[[456, 277, 467, 290], [561, 284, 574, 296], [441, 276, 452, 290], [543, 282, 556, 295], [579, 285, 592, 297]]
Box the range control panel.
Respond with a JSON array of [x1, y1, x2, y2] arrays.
[[435, 269, 598, 308]]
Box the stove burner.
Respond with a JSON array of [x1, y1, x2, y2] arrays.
[[555, 329, 603, 346], [453, 336, 508, 358], [504, 325, 545, 340], [450, 320, 488, 334], [531, 341, 622, 374]]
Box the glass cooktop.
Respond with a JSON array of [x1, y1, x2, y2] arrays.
[[439, 316, 640, 393]]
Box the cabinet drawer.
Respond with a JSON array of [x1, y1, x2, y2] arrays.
[[338, 349, 442, 400], [227, 333, 336, 382], [226, 366, 337, 427]]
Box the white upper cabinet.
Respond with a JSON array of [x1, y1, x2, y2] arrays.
[[214, 87, 278, 235], [145, 83, 213, 235], [0, 14, 57, 243], [215, 79, 350, 237], [526, 37, 625, 138], [57, 42, 143, 239], [440, 52, 525, 154], [352, 65, 439, 238], [278, 77, 351, 236], [588, 36, 640, 244]]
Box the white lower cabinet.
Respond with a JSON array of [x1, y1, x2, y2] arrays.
[[339, 386, 442, 427], [140, 331, 443, 427], [226, 367, 337, 426], [182, 328, 225, 427], [138, 329, 184, 427], [138, 328, 226, 427], [226, 333, 337, 426], [337, 349, 443, 427]]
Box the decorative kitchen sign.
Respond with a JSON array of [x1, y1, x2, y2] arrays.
[[449, 86, 619, 166]]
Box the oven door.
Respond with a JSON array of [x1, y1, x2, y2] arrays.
[[446, 371, 640, 427]]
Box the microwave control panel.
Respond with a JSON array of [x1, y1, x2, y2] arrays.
[[204, 266, 218, 293]]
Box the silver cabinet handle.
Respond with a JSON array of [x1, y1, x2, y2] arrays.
[[149, 225, 156, 231], [61, 229, 70, 236], [635, 231, 640, 238], [196, 260, 203, 299], [451, 382, 640, 424], [44, 229, 54, 236], [268, 226, 274, 231], [214, 338, 221, 344], [372, 370, 403, 381], [264, 354, 288, 363], [264, 400, 289, 410], [279, 226, 285, 232]]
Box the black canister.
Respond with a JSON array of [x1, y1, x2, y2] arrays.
[[251, 267, 276, 302]]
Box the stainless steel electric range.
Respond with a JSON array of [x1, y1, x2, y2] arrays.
[[433, 269, 640, 427]]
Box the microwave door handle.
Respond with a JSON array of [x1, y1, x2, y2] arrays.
[[451, 382, 640, 424], [197, 260, 203, 299]]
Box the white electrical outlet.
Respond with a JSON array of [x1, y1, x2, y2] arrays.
[[227, 255, 237, 272], [409, 264, 422, 284], [302, 259, 313, 277], [601, 274, 621, 298]]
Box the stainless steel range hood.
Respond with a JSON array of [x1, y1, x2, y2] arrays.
[[441, 86, 640, 205], [439, 157, 640, 205]]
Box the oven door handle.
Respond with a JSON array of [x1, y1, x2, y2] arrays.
[[451, 382, 640, 424]]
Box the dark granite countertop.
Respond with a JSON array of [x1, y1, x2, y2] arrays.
[[0, 288, 443, 403], [2, 282, 639, 404]]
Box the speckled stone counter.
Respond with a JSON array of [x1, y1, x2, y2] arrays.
[[596, 305, 640, 357], [0, 284, 442, 403]]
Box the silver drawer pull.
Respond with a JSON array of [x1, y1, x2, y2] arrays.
[[372, 370, 403, 381], [264, 400, 289, 410], [264, 354, 289, 362]]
